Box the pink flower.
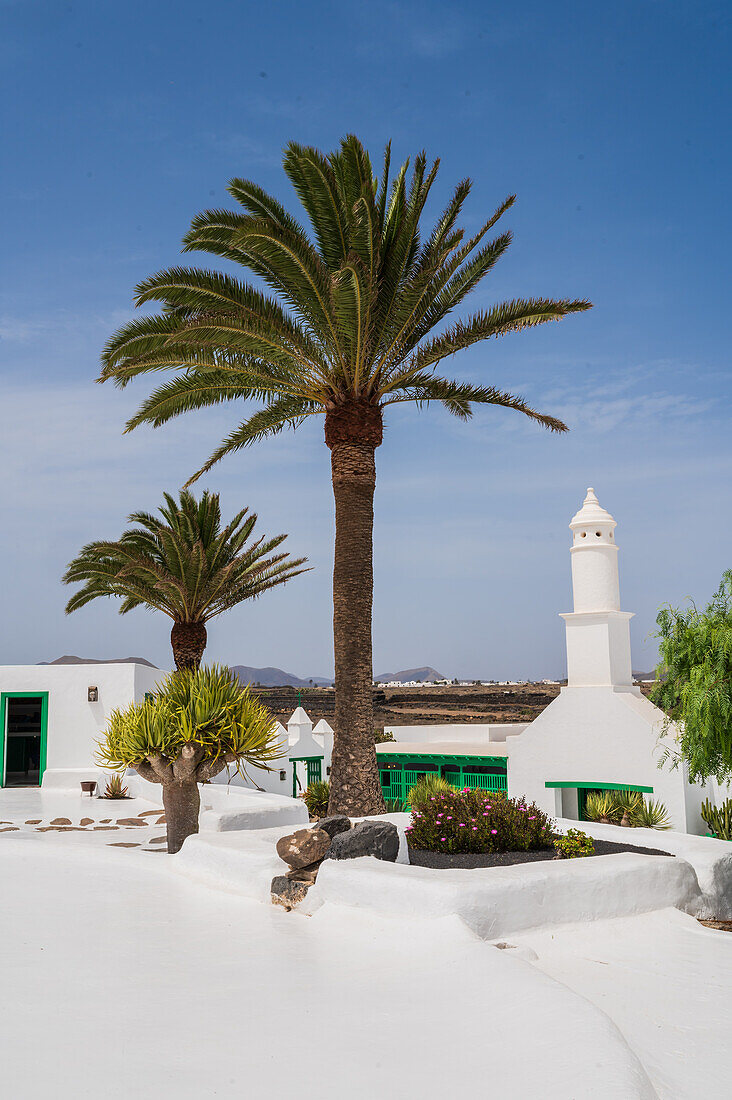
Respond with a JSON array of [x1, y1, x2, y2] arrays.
[[446, 816, 453, 821], [440, 837, 446, 842], [405, 826, 413, 831], [529, 815, 536, 820], [482, 812, 489, 816], [472, 827, 478, 831], [459, 823, 466, 827], [491, 829, 498, 835]]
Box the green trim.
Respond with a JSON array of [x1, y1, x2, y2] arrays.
[[376, 752, 507, 768], [545, 781, 654, 793], [290, 755, 323, 798], [0, 692, 49, 787]]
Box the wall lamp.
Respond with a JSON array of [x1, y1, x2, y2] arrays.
[[88, 686, 98, 702], [279, 770, 287, 781]]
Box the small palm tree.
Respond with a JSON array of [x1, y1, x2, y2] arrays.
[[63, 490, 308, 669], [98, 135, 591, 814]]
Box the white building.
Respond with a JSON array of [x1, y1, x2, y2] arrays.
[[507, 488, 705, 832], [0, 661, 163, 790], [376, 489, 711, 834], [212, 708, 334, 798], [0, 653, 336, 802]]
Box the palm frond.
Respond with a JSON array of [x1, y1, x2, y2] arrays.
[[184, 397, 322, 486], [383, 374, 568, 431]]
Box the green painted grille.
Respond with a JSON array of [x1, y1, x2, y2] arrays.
[[459, 772, 507, 792], [378, 755, 508, 806], [306, 758, 322, 785]]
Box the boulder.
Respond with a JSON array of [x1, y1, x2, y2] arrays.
[[271, 875, 310, 910], [312, 814, 351, 839], [285, 859, 323, 883], [276, 827, 331, 869], [327, 820, 399, 863]]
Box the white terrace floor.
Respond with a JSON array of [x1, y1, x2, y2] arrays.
[[0, 787, 165, 850], [1, 791, 731, 1099]]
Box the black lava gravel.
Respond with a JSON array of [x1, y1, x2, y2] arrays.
[[407, 839, 673, 869]]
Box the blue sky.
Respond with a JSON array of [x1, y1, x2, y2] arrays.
[[1, 0, 730, 678]]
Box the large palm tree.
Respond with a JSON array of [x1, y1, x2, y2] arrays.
[[99, 136, 591, 814], [63, 490, 308, 669]]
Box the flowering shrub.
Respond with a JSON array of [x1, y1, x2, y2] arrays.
[[406, 788, 554, 853], [553, 829, 594, 858]]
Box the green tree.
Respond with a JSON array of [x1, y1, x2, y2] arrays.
[[99, 665, 284, 852], [64, 490, 307, 670], [652, 570, 732, 783], [98, 135, 591, 814]]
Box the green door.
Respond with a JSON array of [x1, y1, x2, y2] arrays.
[[0, 692, 48, 787]]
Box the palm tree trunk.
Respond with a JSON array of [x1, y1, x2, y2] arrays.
[[327, 437, 385, 816], [162, 780, 200, 853], [171, 621, 207, 670]]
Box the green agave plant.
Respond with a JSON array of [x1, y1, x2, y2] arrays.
[[383, 797, 409, 813], [407, 773, 454, 808], [303, 780, 331, 819], [584, 790, 620, 824], [102, 773, 129, 799], [613, 789, 644, 820], [632, 798, 672, 830]]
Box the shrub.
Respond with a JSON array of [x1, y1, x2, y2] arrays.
[[407, 774, 453, 808], [303, 780, 330, 819], [701, 798, 732, 841], [102, 773, 129, 799], [383, 797, 409, 813], [406, 788, 554, 854], [374, 729, 395, 744], [554, 829, 594, 858], [632, 798, 672, 830]]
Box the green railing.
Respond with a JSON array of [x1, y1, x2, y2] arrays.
[[452, 772, 507, 793], [379, 761, 507, 806]]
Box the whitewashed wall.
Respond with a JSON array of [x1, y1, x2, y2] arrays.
[[384, 723, 529, 745], [507, 687, 704, 833], [0, 663, 166, 788]]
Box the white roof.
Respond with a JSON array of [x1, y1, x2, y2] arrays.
[[375, 741, 509, 759]]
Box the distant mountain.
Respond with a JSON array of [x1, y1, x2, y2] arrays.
[[231, 665, 332, 688], [374, 666, 444, 683], [633, 670, 657, 681], [39, 655, 157, 667]]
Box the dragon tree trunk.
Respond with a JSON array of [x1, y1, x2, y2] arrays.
[[162, 780, 201, 854]]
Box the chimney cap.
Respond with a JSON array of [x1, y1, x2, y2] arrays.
[[569, 487, 616, 530]]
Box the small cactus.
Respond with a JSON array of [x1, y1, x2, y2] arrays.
[[701, 798, 732, 841]]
